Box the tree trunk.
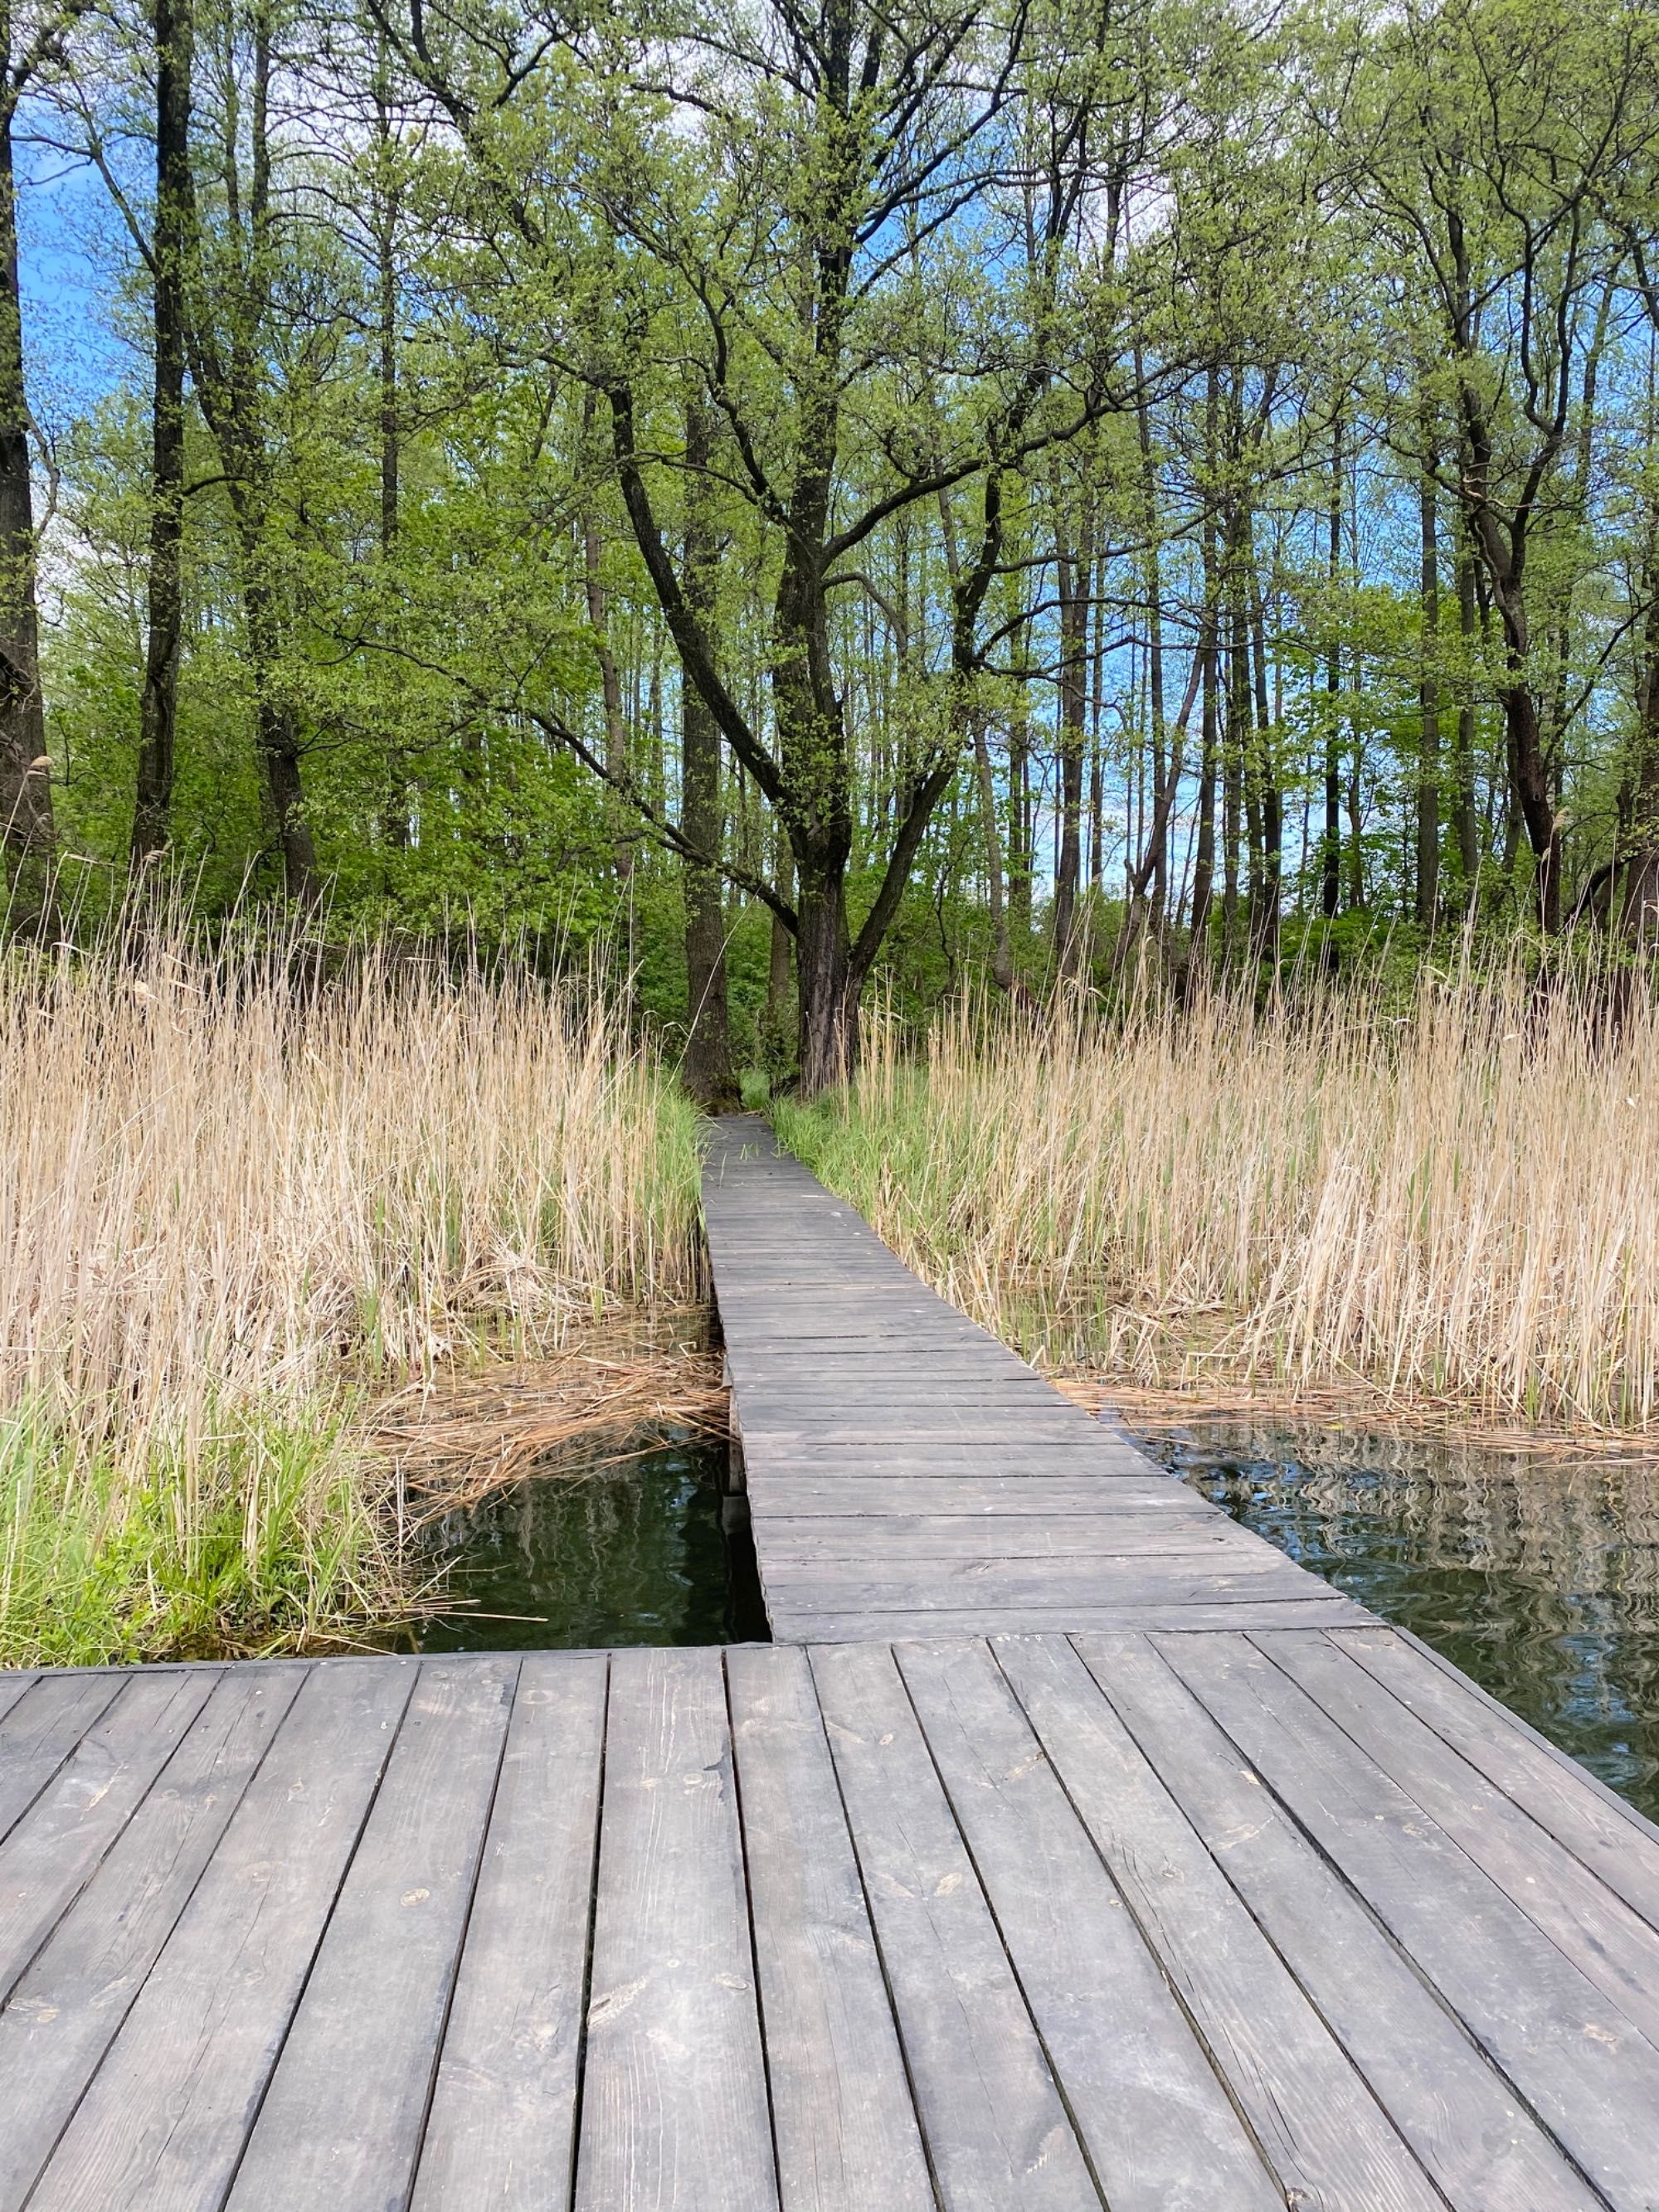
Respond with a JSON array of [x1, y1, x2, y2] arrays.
[[0, 105, 52, 890], [679, 400, 736, 1108], [1415, 448, 1441, 930], [1322, 416, 1342, 929], [133, 0, 193, 874], [795, 863, 854, 1093], [1053, 518, 1089, 978], [1454, 534, 1480, 889]]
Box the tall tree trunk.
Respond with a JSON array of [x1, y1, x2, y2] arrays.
[[1416, 441, 1441, 930], [0, 100, 52, 892], [132, 0, 193, 873], [1247, 547, 1280, 964], [1053, 514, 1090, 978], [1322, 415, 1342, 929], [971, 717, 1017, 993], [1454, 530, 1480, 890], [679, 400, 736, 1108], [581, 391, 633, 882]]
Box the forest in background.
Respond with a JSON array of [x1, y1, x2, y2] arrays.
[[8, 0, 1659, 1092]]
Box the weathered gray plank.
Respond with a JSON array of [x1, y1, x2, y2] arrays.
[[411, 1650, 607, 2212], [0, 1669, 216, 2007], [1070, 1631, 1599, 2212], [226, 1655, 517, 2211], [0, 1675, 125, 1845], [1160, 1631, 1659, 2206], [0, 1675, 38, 1728], [774, 1597, 1370, 1637], [1335, 1623, 1659, 1928], [0, 1665, 303, 2212], [993, 1634, 1446, 2212], [809, 1640, 1100, 2210], [1255, 1625, 1659, 2051], [573, 1648, 778, 2212], [896, 1638, 1280, 2211], [745, 1476, 1204, 1515], [726, 1646, 933, 2212], [757, 1514, 1260, 1561], [761, 1554, 1331, 1609], [27, 1657, 416, 2212]]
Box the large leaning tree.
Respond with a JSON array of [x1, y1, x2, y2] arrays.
[[371, 0, 1171, 1091]]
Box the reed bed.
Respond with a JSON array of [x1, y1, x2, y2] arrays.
[[776, 962, 1659, 1432], [0, 919, 703, 1664]]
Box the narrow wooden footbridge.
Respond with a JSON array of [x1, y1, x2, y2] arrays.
[[2, 1121, 1659, 2208]]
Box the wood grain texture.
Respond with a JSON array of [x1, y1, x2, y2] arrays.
[[895, 1637, 1280, 2212], [0, 1666, 302, 2212], [727, 1645, 933, 2212], [810, 1640, 1101, 2210], [27, 1658, 416, 2212], [994, 1632, 1447, 2212], [573, 1647, 778, 2212], [1069, 1631, 1598, 2212], [226, 1655, 518, 2211], [411, 1650, 608, 2212], [1160, 1630, 1659, 2207]]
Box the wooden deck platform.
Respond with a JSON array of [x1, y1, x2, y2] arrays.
[[3, 1115, 1659, 2207]]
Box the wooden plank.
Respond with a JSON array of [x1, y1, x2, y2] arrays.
[[1068, 1631, 1598, 2212], [0, 1666, 305, 2212], [27, 1657, 416, 2212], [1159, 1631, 1659, 2207], [0, 1675, 126, 1845], [226, 1655, 517, 2211], [0, 1675, 38, 1728], [809, 1641, 1100, 2210], [411, 1651, 607, 2212], [1254, 1626, 1659, 2052], [746, 1476, 1205, 1516], [1335, 1623, 1659, 1928], [895, 1639, 1280, 2211], [0, 1669, 217, 2008], [756, 1515, 1261, 1561], [726, 1646, 933, 2212], [573, 1648, 777, 2212], [775, 1598, 1370, 1637], [760, 1555, 1331, 1607], [992, 1634, 1446, 2212], [740, 1444, 1143, 1475]]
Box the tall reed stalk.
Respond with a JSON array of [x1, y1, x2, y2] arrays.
[[777, 962, 1659, 1430], [0, 913, 702, 1661]]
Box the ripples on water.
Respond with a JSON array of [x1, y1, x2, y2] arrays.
[[416, 1438, 768, 1652], [1131, 1420, 1659, 1826]]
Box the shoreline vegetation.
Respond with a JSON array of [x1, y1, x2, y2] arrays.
[[0, 916, 706, 1667], [776, 957, 1659, 1443]]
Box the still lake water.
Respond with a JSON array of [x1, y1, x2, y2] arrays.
[[416, 1438, 768, 1652], [1131, 1419, 1659, 1826]]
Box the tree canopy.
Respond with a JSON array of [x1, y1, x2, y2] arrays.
[[15, 0, 1659, 1087]]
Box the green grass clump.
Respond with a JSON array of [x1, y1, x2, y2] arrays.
[[0, 1398, 401, 1667]]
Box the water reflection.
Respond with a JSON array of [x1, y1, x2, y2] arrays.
[[1130, 1419, 1659, 1826], [416, 1438, 768, 1652]]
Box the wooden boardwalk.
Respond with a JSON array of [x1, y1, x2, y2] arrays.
[[703, 1116, 1366, 1640], [2, 1117, 1659, 2206]]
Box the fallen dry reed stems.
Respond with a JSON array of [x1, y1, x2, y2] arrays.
[[370, 1312, 727, 1518]]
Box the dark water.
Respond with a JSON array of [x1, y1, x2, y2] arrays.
[[416, 1438, 769, 1652], [1130, 1418, 1659, 1826]]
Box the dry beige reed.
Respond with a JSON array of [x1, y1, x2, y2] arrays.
[[777, 965, 1659, 1431], [0, 921, 703, 1661]]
